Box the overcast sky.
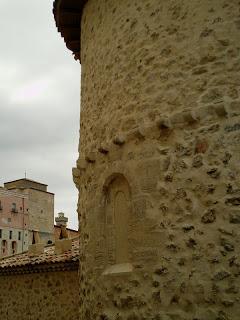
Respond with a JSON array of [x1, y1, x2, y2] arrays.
[[0, 1, 80, 229]]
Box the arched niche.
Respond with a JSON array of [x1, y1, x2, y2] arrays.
[[103, 173, 132, 265]]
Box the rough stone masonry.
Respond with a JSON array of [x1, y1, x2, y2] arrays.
[[54, 0, 240, 319]]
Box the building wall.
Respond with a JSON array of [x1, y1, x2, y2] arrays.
[[0, 183, 54, 254], [26, 189, 54, 244], [75, 0, 240, 319], [0, 270, 79, 320], [54, 226, 79, 241], [0, 189, 29, 257], [0, 227, 28, 257]]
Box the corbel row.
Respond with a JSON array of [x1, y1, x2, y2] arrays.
[[72, 101, 239, 181]]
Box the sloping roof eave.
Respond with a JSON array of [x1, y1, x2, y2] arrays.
[[0, 238, 80, 275], [53, 0, 87, 61]]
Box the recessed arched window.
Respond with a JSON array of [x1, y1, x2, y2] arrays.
[[104, 174, 131, 264]]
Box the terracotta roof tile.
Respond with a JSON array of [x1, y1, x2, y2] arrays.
[[0, 237, 79, 273]]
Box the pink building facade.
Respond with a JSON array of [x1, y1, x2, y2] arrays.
[[0, 188, 29, 257], [0, 178, 55, 258]]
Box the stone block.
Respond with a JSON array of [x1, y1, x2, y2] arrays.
[[192, 105, 215, 121], [98, 144, 109, 154], [76, 157, 87, 170], [86, 152, 96, 163], [55, 239, 72, 254], [102, 263, 133, 276], [136, 125, 147, 139], [212, 270, 231, 281], [195, 139, 208, 154], [227, 100, 240, 117], [72, 167, 80, 178], [156, 117, 172, 129], [214, 103, 227, 117], [170, 110, 196, 126], [28, 243, 45, 257], [113, 134, 126, 146], [201, 209, 216, 223], [229, 211, 240, 223]]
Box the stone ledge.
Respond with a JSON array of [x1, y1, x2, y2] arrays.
[[102, 263, 133, 276], [77, 113, 240, 171]]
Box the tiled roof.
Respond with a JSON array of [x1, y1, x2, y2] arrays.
[[54, 225, 79, 233], [53, 0, 87, 61], [4, 178, 48, 186], [0, 237, 79, 275]]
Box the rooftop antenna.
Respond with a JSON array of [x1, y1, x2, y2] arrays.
[[25, 171, 27, 179]]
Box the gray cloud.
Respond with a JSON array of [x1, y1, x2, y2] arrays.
[[0, 0, 80, 229]]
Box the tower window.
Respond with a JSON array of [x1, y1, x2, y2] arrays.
[[2, 240, 7, 256], [11, 241, 17, 254], [0, 229, 2, 238], [9, 230, 12, 239], [11, 203, 18, 213], [18, 232, 21, 241]]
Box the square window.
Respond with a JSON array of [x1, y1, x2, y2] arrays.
[[11, 203, 18, 213]]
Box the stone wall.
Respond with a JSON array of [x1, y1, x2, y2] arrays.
[[0, 270, 79, 320], [27, 188, 54, 244], [73, 0, 240, 319]]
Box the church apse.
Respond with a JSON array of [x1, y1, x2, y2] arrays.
[[54, 0, 240, 319]]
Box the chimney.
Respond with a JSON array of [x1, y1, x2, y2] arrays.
[[55, 225, 72, 254], [59, 225, 68, 239], [28, 231, 44, 257]]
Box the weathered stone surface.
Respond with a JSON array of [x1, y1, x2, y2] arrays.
[[201, 209, 216, 224], [192, 155, 203, 168], [225, 197, 240, 206], [207, 168, 221, 179], [213, 270, 231, 281], [229, 212, 240, 224], [113, 134, 126, 146], [55, 0, 240, 319], [0, 271, 79, 319]]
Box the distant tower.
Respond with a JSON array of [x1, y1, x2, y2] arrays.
[[55, 212, 68, 227], [3, 178, 54, 248], [54, 1, 240, 319]]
